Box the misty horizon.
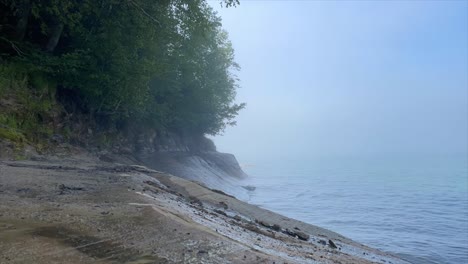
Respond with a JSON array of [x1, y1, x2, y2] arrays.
[[209, 1, 468, 161]]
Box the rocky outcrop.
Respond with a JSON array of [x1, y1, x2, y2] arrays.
[[132, 132, 249, 199], [0, 124, 248, 198]]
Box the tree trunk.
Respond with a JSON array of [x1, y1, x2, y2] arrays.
[[45, 21, 64, 53], [15, 0, 31, 41]]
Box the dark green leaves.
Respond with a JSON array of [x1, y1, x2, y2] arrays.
[[1, 0, 244, 135]]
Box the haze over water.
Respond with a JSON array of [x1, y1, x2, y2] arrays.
[[211, 0, 467, 158], [239, 154, 468, 264], [210, 1, 468, 263]]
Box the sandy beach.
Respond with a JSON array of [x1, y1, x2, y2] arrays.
[[0, 153, 409, 264]]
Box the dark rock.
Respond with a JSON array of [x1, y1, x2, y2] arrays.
[[241, 224, 276, 239], [318, 239, 327, 245], [214, 209, 227, 216], [328, 239, 337, 249], [59, 184, 84, 191], [58, 184, 84, 194], [284, 229, 309, 241], [256, 220, 281, 232], [219, 201, 228, 209], [144, 181, 162, 189], [211, 189, 236, 198], [188, 196, 202, 207], [241, 185, 256, 191], [258, 220, 273, 229], [197, 250, 208, 254], [294, 231, 310, 241]]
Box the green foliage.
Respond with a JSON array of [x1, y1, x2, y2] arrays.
[[0, 61, 56, 143], [0, 126, 25, 143], [0, 0, 244, 137]]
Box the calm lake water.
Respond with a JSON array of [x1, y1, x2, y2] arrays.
[[238, 154, 468, 264]]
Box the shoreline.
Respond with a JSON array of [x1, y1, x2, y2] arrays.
[[0, 154, 409, 263]]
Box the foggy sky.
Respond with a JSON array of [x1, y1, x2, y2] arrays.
[[209, 1, 468, 161]]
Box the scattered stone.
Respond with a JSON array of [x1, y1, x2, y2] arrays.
[[143, 180, 161, 188], [233, 215, 242, 221], [214, 209, 227, 216], [283, 229, 309, 241], [294, 231, 310, 241], [219, 201, 228, 209], [128, 165, 161, 173], [16, 188, 31, 193], [272, 224, 281, 231], [242, 224, 276, 239], [318, 239, 327, 245], [258, 220, 273, 229], [241, 185, 256, 191], [294, 227, 300, 230], [198, 250, 208, 254], [210, 189, 235, 198], [328, 239, 337, 249], [58, 184, 84, 194], [188, 196, 202, 207]]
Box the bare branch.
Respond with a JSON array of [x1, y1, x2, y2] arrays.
[[127, 0, 161, 26], [0, 37, 27, 56]]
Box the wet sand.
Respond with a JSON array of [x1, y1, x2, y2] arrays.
[[0, 156, 409, 263]]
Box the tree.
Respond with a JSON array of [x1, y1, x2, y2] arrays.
[[0, 0, 244, 136]]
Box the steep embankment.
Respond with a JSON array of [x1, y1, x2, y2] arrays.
[[0, 156, 409, 264], [133, 132, 250, 200]]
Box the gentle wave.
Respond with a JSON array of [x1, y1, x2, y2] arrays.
[[240, 155, 468, 264]]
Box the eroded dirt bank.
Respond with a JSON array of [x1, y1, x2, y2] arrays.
[[0, 155, 409, 264]]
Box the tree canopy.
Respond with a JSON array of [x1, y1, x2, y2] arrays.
[[0, 0, 244, 136]]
